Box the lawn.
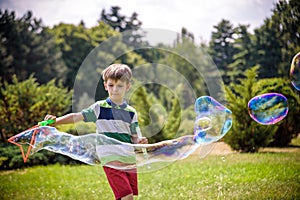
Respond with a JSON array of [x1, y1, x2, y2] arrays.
[[0, 149, 299, 200]]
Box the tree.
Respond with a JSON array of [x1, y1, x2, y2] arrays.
[[48, 23, 95, 88], [228, 24, 255, 83], [252, 18, 283, 79], [224, 66, 278, 152], [100, 6, 144, 48], [251, 0, 300, 79], [161, 96, 182, 140], [0, 75, 72, 142], [272, 0, 300, 64], [253, 78, 300, 146], [128, 85, 163, 143], [209, 19, 237, 85], [0, 10, 67, 84]]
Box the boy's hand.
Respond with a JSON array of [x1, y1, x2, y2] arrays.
[[44, 114, 57, 124], [138, 137, 148, 144], [132, 136, 148, 144]]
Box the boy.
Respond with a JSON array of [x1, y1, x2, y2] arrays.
[[44, 64, 148, 200]]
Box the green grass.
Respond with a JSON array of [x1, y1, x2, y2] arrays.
[[1, 151, 299, 200]]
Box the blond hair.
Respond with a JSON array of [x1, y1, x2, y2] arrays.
[[101, 64, 132, 83]]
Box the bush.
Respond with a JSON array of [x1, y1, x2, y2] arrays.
[[1, 122, 98, 170], [0, 75, 72, 142], [0, 143, 81, 170], [224, 66, 300, 151], [224, 66, 278, 152]]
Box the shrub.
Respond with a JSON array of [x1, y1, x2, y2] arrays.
[[224, 66, 278, 152], [0, 143, 81, 170], [0, 75, 72, 142]]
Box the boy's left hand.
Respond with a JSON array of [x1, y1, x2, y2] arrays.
[[138, 137, 148, 144]]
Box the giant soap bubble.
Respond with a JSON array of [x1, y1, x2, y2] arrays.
[[9, 28, 231, 173], [8, 96, 232, 172], [248, 93, 288, 125], [290, 52, 300, 91]]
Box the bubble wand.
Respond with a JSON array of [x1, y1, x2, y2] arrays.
[[136, 127, 150, 168], [7, 119, 55, 163]]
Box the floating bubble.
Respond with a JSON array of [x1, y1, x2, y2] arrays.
[[8, 96, 232, 172], [290, 52, 300, 91], [194, 96, 232, 144], [248, 93, 288, 125]]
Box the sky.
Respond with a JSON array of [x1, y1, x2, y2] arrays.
[[0, 0, 278, 43]]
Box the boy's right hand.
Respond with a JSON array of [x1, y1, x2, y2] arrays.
[[44, 114, 57, 124]]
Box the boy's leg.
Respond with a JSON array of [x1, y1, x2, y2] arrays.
[[127, 168, 138, 196], [121, 194, 133, 200], [103, 166, 138, 200]]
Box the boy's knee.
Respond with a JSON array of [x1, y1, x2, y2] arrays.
[[120, 193, 133, 200]]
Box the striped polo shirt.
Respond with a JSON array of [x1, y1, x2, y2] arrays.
[[81, 98, 139, 165]]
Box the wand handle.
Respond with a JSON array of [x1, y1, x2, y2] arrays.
[[136, 127, 150, 168], [38, 119, 55, 126]]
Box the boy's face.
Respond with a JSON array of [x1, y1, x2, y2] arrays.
[[104, 78, 130, 104]]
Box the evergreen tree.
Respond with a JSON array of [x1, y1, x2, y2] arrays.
[[209, 19, 237, 85], [128, 85, 163, 143], [253, 18, 283, 78], [100, 6, 144, 48], [0, 10, 67, 84], [228, 24, 255, 83], [272, 0, 300, 64], [161, 96, 182, 140], [251, 0, 300, 78], [224, 66, 278, 152], [253, 78, 300, 146]]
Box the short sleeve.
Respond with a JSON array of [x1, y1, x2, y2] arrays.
[[81, 103, 99, 122], [130, 112, 139, 135], [130, 122, 139, 135]]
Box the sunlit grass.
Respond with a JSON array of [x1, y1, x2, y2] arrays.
[[1, 151, 299, 200]]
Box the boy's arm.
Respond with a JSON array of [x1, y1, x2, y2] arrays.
[[44, 112, 84, 125]]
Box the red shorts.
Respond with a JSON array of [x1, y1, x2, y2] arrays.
[[103, 166, 138, 200]]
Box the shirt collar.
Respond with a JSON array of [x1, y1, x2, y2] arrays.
[[106, 98, 127, 109]]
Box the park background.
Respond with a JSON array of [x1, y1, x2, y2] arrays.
[[0, 0, 299, 199]]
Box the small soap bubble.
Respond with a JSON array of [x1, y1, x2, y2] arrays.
[[248, 93, 288, 125], [290, 52, 300, 91]]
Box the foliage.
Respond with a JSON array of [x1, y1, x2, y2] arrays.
[[224, 66, 278, 152], [253, 0, 300, 78], [208, 19, 237, 85], [128, 85, 164, 143], [161, 96, 182, 139], [0, 75, 72, 141], [100, 6, 144, 48], [0, 10, 67, 84], [253, 78, 300, 146], [225, 65, 300, 151], [48, 21, 119, 90], [271, 0, 300, 70], [227, 24, 255, 82], [47, 23, 95, 88], [253, 18, 283, 79], [0, 143, 80, 170], [0, 121, 97, 170]]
